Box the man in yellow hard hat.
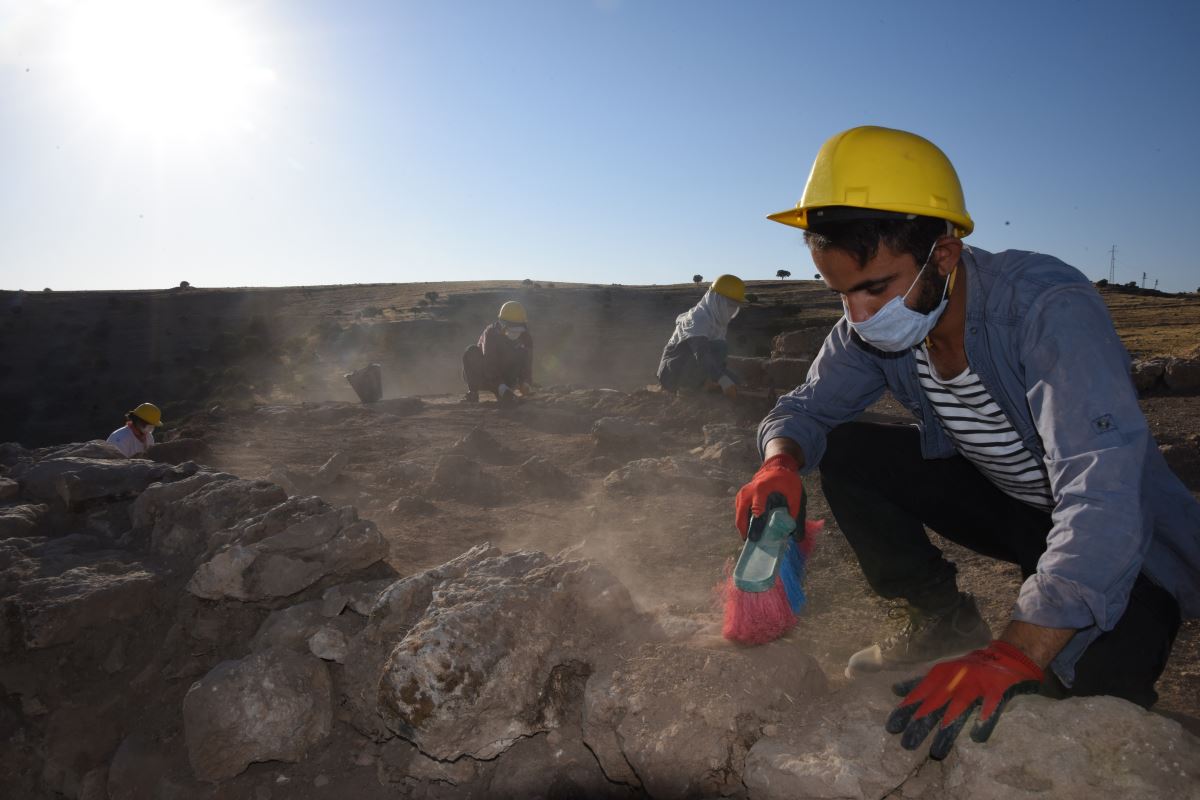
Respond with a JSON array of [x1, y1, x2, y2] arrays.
[[106, 402, 162, 457], [736, 126, 1198, 759], [462, 300, 533, 405], [656, 274, 746, 398]]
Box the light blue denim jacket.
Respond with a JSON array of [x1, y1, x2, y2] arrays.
[[759, 246, 1200, 684]]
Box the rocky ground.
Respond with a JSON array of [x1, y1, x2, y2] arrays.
[[2, 381, 1198, 799], [1, 280, 1198, 798]]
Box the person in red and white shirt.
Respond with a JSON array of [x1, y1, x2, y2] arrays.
[[106, 402, 162, 458]]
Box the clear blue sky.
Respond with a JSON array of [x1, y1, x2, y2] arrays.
[[2, 0, 1198, 292]]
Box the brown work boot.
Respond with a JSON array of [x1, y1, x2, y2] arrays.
[[845, 593, 992, 679]]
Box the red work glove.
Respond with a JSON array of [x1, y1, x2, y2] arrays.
[[733, 453, 804, 539], [886, 640, 1044, 760]]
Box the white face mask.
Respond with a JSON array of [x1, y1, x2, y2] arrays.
[[504, 327, 524, 341], [846, 241, 950, 352]]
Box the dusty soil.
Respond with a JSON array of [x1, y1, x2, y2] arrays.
[[184, 386, 1200, 740], [1, 278, 1198, 796]]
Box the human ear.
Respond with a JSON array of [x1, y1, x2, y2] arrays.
[[932, 237, 963, 278]]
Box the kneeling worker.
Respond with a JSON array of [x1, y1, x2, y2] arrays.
[[106, 402, 162, 457], [738, 125, 1198, 760], [657, 274, 745, 398], [462, 301, 533, 405]]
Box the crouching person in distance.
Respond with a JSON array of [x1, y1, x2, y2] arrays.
[[106, 402, 163, 457], [738, 125, 1199, 760], [657, 274, 746, 399], [462, 301, 534, 406]]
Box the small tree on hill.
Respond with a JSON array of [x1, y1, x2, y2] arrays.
[[424, 291, 439, 304], [692, 274, 703, 284], [776, 269, 791, 279]]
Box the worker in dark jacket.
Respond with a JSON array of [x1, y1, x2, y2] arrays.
[[657, 274, 745, 398], [462, 301, 533, 405]]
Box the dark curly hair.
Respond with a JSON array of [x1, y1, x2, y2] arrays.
[[802, 209, 949, 268]]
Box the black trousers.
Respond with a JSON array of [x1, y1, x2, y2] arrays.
[[462, 345, 519, 394], [819, 420, 1181, 708]]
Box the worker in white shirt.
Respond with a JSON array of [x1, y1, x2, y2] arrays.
[[106, 402, 163, 458]]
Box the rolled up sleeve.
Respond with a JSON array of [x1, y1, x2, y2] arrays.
[[757, 322, 886, 473]]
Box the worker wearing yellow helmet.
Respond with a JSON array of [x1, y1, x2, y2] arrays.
[[106, 402, 162, 457], [461, 300, 534, 405], [736, 126, 1196, 760], [656, 274, 746, 398]]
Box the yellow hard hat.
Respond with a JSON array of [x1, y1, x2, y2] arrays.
[[498, 301, 527, 324], [768, 126, 974, 238], [710, 274, 746, 304], [130, 402, 163, 427]]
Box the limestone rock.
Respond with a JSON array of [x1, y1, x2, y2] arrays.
[[11, 456, 190, 509], [382, 459, 426, 489], [0, 502, 47, 539], [765, 357, 811, 390], [451, 426, 517, 464], [603, 456, 736, 496], [375, 548, 643, 760], [1131, 358, 1166, 392], [320, 578, 393, 617], [583, 641, 827, 799], [520, 455, 577, 498], [592, 416, 661, 454], [183, 648, 332, 782], [386, 494, 438, 516], [107, 733, 183, 800], [41, 705, 121, 798], [695, 425, 758, 471], [945, 695, 1200, 800], [129, 471, 244, 556], [188, 497, 385, 601], [31, 440, 126, 461], [6, 557, 165, 649], [308, 626, 349, 663], [742, 674, 925, 799], [149, 476, 288, 560], [486, 730, 637, 799], [145, 438, 209, 465], [703, 423, 754, 447], [743, 674, 1200, 800], [771, 328, 829, 359], [338, 545, 501, 738], [727, 356, 767, 388], [1165, 358, 1200, 393], [376, 738, 479, 788], [308, 451, 348, 490], [431, 455, 501, 506], [250, 600, 329, 653]]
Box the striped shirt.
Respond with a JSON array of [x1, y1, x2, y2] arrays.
[[915, 345, 1053, 509]]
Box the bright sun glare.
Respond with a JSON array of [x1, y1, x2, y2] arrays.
[[62, 0, 273, 142]]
